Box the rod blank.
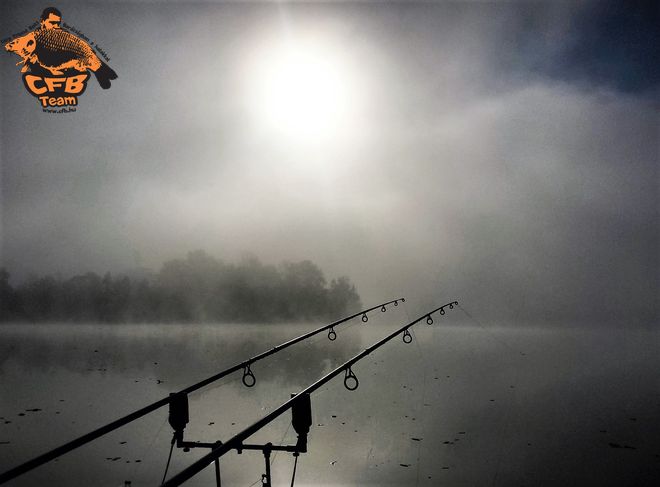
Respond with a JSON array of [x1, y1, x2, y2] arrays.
[[161, 300, 458, 486], [0, 298, 405, 485]]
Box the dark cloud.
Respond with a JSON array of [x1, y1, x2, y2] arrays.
[[524, 0, 660, 93]]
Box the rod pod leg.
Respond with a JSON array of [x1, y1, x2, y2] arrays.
[[214, 458, 221, 487], [260, 443, 272, 487]]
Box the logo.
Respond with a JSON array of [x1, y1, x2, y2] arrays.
[[3, 7, 117, 113]]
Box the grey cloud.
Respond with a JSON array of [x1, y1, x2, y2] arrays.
[[1, 0, 656, 325]]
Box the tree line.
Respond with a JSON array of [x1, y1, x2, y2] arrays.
[[0, 250, 362, 323]]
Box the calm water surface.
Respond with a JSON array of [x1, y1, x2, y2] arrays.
[[0, 315, 658, 486]]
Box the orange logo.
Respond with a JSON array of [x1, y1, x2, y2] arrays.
[[4, 7, 117, 112]]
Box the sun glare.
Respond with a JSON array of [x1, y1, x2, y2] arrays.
[[247, 39, 356, 142]]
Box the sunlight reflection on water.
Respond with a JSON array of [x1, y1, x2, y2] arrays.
[[0, 319, 658, 487]]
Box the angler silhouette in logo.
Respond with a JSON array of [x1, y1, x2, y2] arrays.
[[4, 7, 117, 109]]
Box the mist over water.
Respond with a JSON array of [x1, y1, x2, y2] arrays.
[[1, 318, 658, 486]]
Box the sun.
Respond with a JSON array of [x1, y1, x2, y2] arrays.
[[246, 39, 356, 143]]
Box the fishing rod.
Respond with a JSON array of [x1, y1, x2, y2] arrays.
[[0, 298, 405, 485], [161, 300, 459, 487]]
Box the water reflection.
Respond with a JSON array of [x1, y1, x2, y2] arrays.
[[0, 323, 364, 388], [0, 322, 658, 487]]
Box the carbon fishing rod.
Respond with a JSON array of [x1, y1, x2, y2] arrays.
[[161, 299, 459, 487], [0, 298, 405, 485]]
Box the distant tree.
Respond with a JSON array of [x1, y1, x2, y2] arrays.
[[158, 250, 227, 321], [327, 277, 362, 318], [97, 273, 131, 322], [61, 272, 104, 321], [0, 268, 22, 321], [127, 278, 157, 322], [21, 275, 61, 321], [232, 255, 284, 321], [5, 251, 362, 323], [280, 260, 328, 320]]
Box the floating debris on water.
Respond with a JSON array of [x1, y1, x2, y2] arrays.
[[608, 442, 636, 450]]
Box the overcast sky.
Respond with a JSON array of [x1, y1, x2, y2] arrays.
[[1, 0, 657, 325]]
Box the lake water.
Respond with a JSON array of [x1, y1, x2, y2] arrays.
[[0, 313, 658, 486]]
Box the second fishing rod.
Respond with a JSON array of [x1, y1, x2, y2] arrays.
[[161, 299, 459, 486]]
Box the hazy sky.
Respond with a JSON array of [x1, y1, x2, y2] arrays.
[[1, 0, 657, 325]]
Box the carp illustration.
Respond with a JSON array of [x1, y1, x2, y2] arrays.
[[4, 7, 117, 89]]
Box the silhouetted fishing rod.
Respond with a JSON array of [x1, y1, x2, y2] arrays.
[[0, 298, 404, 485], [161, 300, 458, 487]]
